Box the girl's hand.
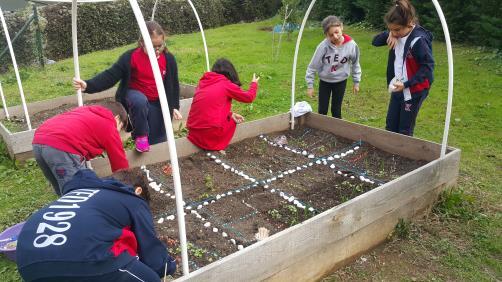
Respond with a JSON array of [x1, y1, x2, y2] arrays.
[[307, 88, 315, 98], [392, 81, 405, 92], [73, 78, 87, 91], [252, 73, 260, 83], [172, 109, 182, 120], [353, 84, 360, 94], [232, 113, 245, 124], [386, 34, 398, 49]]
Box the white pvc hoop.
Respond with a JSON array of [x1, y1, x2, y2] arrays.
[[71, 0, 83, 107], [291, 0, 454, 158], [151, 0, 210, 72], [129, 0, 190, 276], [290, 0, 316, 130], [0, 81, 9, 119], [0, 6, 32, 130]]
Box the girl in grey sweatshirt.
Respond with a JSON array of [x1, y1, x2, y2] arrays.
[[306, 16, 361, 119]]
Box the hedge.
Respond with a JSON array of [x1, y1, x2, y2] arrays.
[[1, 0, 281, 69]]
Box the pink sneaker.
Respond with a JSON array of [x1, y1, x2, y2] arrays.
[[135, 136, 150, 152]]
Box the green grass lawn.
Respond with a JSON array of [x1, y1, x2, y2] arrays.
[[0, 18, 500, 281]]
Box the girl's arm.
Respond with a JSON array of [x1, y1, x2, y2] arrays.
[[372, 31, 390, 47], [85, 52, 129, 94], [226, 81, 258, 103], [404, 38, 434, 89], [305, 44, 324, 89], [352, 44, 362, 85]]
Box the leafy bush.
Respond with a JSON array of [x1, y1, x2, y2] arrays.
[[309, 0, 501, 49]]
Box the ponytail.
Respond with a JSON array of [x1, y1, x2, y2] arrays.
[[384, 0, 417, 26]]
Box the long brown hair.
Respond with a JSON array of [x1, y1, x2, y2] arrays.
[[137, 21, 167, 52], [211, 58, 242, 86], [384, 0, 417, 26]]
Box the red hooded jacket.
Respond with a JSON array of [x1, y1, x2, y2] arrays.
[[186, 72, 257, 150], [32, 106, 129, 172]]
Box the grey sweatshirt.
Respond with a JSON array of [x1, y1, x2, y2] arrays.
[[306, 35, 361, 88]]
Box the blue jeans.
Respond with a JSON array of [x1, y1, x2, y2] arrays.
[[30, 258, 161, 282], [125, 89, 167, 145], [385, 90, 428, 136], [32, 144, 86, 196]]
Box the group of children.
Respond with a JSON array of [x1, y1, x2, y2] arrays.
[[307, 0, 434, 136], [15, 0, 434, 280]]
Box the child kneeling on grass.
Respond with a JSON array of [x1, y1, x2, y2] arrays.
[[16, 168, 177, 282], [186, 58, 259, 151], [32, 101, 129, 196]]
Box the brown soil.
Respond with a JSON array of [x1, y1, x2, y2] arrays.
[[1, 97, 114, 132], [143, 126, 427, 276]]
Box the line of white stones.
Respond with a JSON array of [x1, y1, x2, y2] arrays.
[[141, 165, 244, 250], [259, 137, 377, 185], [258, 134, 316, 159]]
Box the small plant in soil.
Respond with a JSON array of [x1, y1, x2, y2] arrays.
[[204, 174, 214, 191], [268, 209, 282, 220]]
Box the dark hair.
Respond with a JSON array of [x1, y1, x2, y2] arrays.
[[111, 168, 151, 203], [384, 0, 417, 26], [321, 15, 343, 34], [97, 101, 128, 129], [138, 21, 166, 50], [211, 58, 241, 86]]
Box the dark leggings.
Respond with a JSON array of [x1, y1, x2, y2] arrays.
[[385, 90, 428, 136], [125, 89, 170, 145], [318, 79, 347, 119]]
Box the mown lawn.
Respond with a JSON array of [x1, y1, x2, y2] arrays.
[[0, 18, 500, 281]]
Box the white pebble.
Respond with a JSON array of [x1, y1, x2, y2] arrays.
[[350, 176, 355, 179], [227, 191, 232, 196], [204, 222, 211, 227], [288, 196, 295, 202], [270, 189, 276, 193], [335, 155, 340, 159], [203, 201, 208, 205], [211, 200, 216, 203], [302, 151, 308, 156], [230, 239, 236, 245], [157, 218, 164, 224], [206, 153, 211, 156], [238, 245, 244, 250], [216, 195, 221, 200], [160, 190, 164, 194], [170, 195, 175, 199], [215, 159, 222, 164], [308, 162, 313, 166], [308, 207, 315, 212], [291, 149, 297, 153], [278, 174, 284, 178], [264, 185, 269, 189], [223, 164, 230, 170], [212, 227, 219, 233], [211, 155, 217, 159], [348, 149, 354, 154], [140, 165, 146, 170], [166, 215, 175, 220], [197, 205, 203, 209], [316, 160, 321, 164], [337, 171, 342, 175], [354, 146, 360, 150], [308, 154, 315, 159], [328, 157, 334, 161], [341, 153, 346, 157], [236, 190, 240, 193], [222, 232, 228, 238], [330, 164, 336, 169], [190, 210, 197, 214], [186, 206, 192, 210]]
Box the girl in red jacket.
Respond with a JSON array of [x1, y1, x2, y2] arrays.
[[187, 58, 259, 151]]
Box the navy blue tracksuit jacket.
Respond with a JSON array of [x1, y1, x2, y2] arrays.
[[16, 169, 176, 281]]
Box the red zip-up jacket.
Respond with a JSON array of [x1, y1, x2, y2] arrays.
[[187, 72, 257, 130], [32, 106, 129, 172]]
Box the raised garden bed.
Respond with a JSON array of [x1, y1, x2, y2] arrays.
[[90, 112, 460, 281], [0, 84, 195, 160]]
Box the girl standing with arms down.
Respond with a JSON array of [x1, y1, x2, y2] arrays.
[[73, 21, 182, 152], [373, 0, 434, 136], [186, 58, 259, 151], [306, 15, 361, 119]]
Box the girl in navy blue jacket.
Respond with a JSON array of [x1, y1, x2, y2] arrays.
[[372, 0, 434, 136], [16, 168, 176, 281]]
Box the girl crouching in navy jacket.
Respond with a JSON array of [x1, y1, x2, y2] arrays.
[[16, 168, 176, 281]]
